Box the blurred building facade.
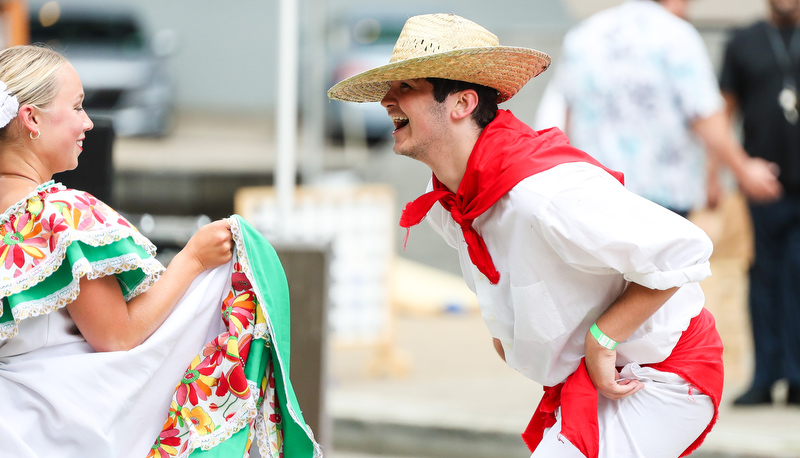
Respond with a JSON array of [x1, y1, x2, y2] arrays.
[[27, 0, 764, 120]]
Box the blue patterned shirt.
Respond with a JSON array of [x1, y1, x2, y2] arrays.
[[551, 0, 723, 211]]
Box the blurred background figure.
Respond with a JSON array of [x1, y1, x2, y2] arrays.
[[719, 0, 800, 407], [539, 0, 781, 218]]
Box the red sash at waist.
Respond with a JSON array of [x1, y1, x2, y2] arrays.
[[522, 308, 723, 458]]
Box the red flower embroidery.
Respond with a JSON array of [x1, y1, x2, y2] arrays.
[[201, 333, 232, 367], [215, 359, 250, 399], [221, 290, 257, 334], [231, 270, 251, 291], [40, 212, 68, 252], [148, 427, 181, 458], [176, 356, 217, 406], [0, 213, 48, 269], [237, 333, 253, 363]]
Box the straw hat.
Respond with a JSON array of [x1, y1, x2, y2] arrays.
[[327, 13, 551, 104]]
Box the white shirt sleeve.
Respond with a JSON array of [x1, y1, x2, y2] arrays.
[[529, 164, 713, 290]]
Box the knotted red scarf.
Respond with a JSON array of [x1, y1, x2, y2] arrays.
[[399, 110, 624, 283]]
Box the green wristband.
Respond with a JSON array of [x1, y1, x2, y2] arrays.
[[590, 323, 618, 350]]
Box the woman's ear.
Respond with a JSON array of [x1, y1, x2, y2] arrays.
[[451, 89, 479, 121], [17, 104, 40, 135]]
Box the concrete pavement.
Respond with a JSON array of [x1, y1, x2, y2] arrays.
[[324, 313, 800, 458]]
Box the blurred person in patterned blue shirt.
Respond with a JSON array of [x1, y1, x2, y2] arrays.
[[540, 0, 781, 214]]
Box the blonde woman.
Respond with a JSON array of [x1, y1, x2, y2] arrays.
[[0, 46, 318, 457]]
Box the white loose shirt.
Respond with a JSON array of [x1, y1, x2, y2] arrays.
[[426, 162, 713, 386]]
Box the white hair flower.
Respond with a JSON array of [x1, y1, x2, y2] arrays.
[[0, 81, 19, 129]]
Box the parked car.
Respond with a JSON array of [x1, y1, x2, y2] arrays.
[[29, 2, 176, 137], [325, 10, 410, 145]]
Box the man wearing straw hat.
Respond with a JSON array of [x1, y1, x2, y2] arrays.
[[329, 13, 725, 458]]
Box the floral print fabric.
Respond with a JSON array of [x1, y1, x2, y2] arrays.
[[0, 182, 163, 340], [0, 184, 319, 457], [149, 259, 284, 458]]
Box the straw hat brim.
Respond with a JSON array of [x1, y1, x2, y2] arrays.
[[327, 46, 551, 104]]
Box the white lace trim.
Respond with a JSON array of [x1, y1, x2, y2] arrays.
[[0, 250, 164, 340], [0, 184, 164, 339], [0, 216, 158, 297], [164, 217, 279, 458], [255, 411, 274, 458], [253, 322, 270, 341]]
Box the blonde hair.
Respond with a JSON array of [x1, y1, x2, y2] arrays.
[[0, 45, 68, 139]]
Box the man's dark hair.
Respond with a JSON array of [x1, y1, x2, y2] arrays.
[[427, 78, 498, 129]]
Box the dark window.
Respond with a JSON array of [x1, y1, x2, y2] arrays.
[[30, 15, 144, 52]]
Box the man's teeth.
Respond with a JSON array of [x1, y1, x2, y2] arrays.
[[392, 116, 409, 129]]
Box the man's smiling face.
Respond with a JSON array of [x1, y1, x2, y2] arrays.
[[380, 78, 450, 161]]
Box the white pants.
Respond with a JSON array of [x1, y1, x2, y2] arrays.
[[531, 364, 714, 458]]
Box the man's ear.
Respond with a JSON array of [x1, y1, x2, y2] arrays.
[[451, 89, 479, 121], [17, 105, 40, 134]]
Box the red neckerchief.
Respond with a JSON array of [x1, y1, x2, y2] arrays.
[[522, 308, 724, 458], [399, 110, 624, 284]]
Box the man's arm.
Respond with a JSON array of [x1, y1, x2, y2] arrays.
[[722, 91, 739, 120], [705, 155, 723, 210], [692, 109, 782, 203], [584, 283, 679, 399]]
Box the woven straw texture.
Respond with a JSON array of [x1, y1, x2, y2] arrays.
[[328, 13, 551, 103]]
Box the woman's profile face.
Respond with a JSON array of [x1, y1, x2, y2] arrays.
[[36, 63, 94, 174]]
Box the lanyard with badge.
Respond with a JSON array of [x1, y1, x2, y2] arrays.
[[766, 24, 800, 124]]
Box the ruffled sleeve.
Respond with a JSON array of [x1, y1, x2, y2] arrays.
[[0, 183, 165, 340]]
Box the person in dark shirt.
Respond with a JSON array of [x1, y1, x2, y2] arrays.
[[719, 0, 800, 406]]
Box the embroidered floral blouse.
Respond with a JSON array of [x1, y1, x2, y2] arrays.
[[0, 181, 164, 350], [0, 183, 321, 457]]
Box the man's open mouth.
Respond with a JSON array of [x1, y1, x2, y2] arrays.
[[391, 116, 409, 132]]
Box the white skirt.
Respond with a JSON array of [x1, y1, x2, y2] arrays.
[[0, 262, 233, 457]]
